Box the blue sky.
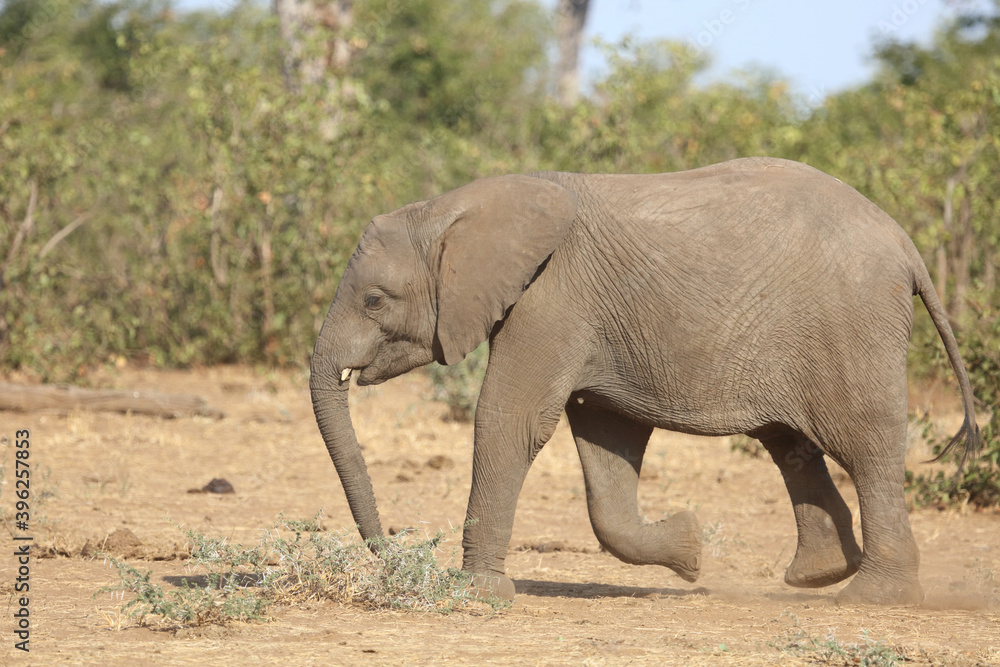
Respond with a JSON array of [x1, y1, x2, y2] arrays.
[[574, 0, 991, 98], [175, 0, 992, 99]]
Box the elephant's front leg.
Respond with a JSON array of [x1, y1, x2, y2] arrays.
[[460, 381, 568, 600], [566, 402, 702, 582]]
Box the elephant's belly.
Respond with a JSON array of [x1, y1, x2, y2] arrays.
[[568, 387, 770, 438]]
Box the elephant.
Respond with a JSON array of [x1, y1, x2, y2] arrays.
[[309, 157, 979, 606]]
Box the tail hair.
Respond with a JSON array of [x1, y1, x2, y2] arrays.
[[926, 415, 981, 479]]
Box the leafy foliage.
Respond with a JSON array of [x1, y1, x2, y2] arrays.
[[354, 0, 548, 130], [427, 342, 488, 422], [906, 297, 1000, 509], [729, 434, 765, 459], [796, 15, 1000, 332], [0, 0, 543, 379]]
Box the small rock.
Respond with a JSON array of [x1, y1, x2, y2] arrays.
[[639, 466, 660, 480], [187, 478, 235, 494], [425, 454, 454, 470], [519, 540, 569, 553], [536, 540, 567, 553]]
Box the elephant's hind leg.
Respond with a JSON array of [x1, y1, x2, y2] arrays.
[[828, 421, 923, 606], [566, 402, 702, 582], [756, 428, 862, 588]]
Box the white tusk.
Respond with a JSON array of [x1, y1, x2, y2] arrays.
[[340, 368, 353, 382]]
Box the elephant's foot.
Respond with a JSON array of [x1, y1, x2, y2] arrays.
[[593, 509, 702, 582], [659, 510, 702, 582], [835, 566, 923, 606], [785, 543, 862, 588], [835, 574, 923, 606], [469, 572, 516, 602]]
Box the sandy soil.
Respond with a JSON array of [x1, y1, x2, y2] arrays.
[[1, 365, 997, 665]]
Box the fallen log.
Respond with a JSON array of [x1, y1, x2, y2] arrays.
[[0, 383, 225, 419]]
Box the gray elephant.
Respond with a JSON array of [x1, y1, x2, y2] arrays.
[[309, 157, 979, 605]]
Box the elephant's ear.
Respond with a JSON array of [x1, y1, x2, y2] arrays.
[[421, 175, 578, 366]]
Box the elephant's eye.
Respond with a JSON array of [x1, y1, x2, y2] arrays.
[[364, 293, 384, 310]]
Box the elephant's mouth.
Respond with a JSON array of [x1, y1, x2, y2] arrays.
[[350, 346, 426, 387], [349, 365, 390, 387], [356, 373, 386, 387]]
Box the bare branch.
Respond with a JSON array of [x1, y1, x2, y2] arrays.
[[0, 179, 38, 289], [38, 210, 94, 260]]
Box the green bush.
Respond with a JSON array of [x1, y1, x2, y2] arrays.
[[729, 434, 765, 459], [0, 1, 545, 380], [906, 298, 1000, 509], [427, 342, 488, 422]]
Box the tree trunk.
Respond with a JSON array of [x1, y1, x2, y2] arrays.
[[256, 217, 275, 342], [209, 186, 228, 289], [935, 244, 948, 312], [953, 191, 973, 321], [937, 174, 957, 315], [273, 0, 354, 91], [0, 383, 224, 419], [555, 0, 590, 107], [984, 246, 996, 297]]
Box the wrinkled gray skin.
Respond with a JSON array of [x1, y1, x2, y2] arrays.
[[310, 157, 979, 605]]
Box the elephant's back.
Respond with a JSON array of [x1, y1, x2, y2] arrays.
[[535, 159, 915, 290]]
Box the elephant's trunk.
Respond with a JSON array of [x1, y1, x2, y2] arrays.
[[310, 353, 384, 548]]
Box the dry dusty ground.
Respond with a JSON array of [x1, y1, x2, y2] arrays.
[[1, 365, 997, 665]]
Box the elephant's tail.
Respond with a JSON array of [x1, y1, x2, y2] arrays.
[[911, 255, 981, 474]]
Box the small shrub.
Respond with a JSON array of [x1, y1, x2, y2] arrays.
[[906, 436, 1000, 509], [701, 521, 728, 558], [97, 557, 269, 626], [427, 342, 488, 422], [729, 434, 764, 458], [778, 628, 907, 666], [97, 513, 504, 628]]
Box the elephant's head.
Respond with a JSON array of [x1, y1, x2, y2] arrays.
[[309, 175, 578, 545]]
